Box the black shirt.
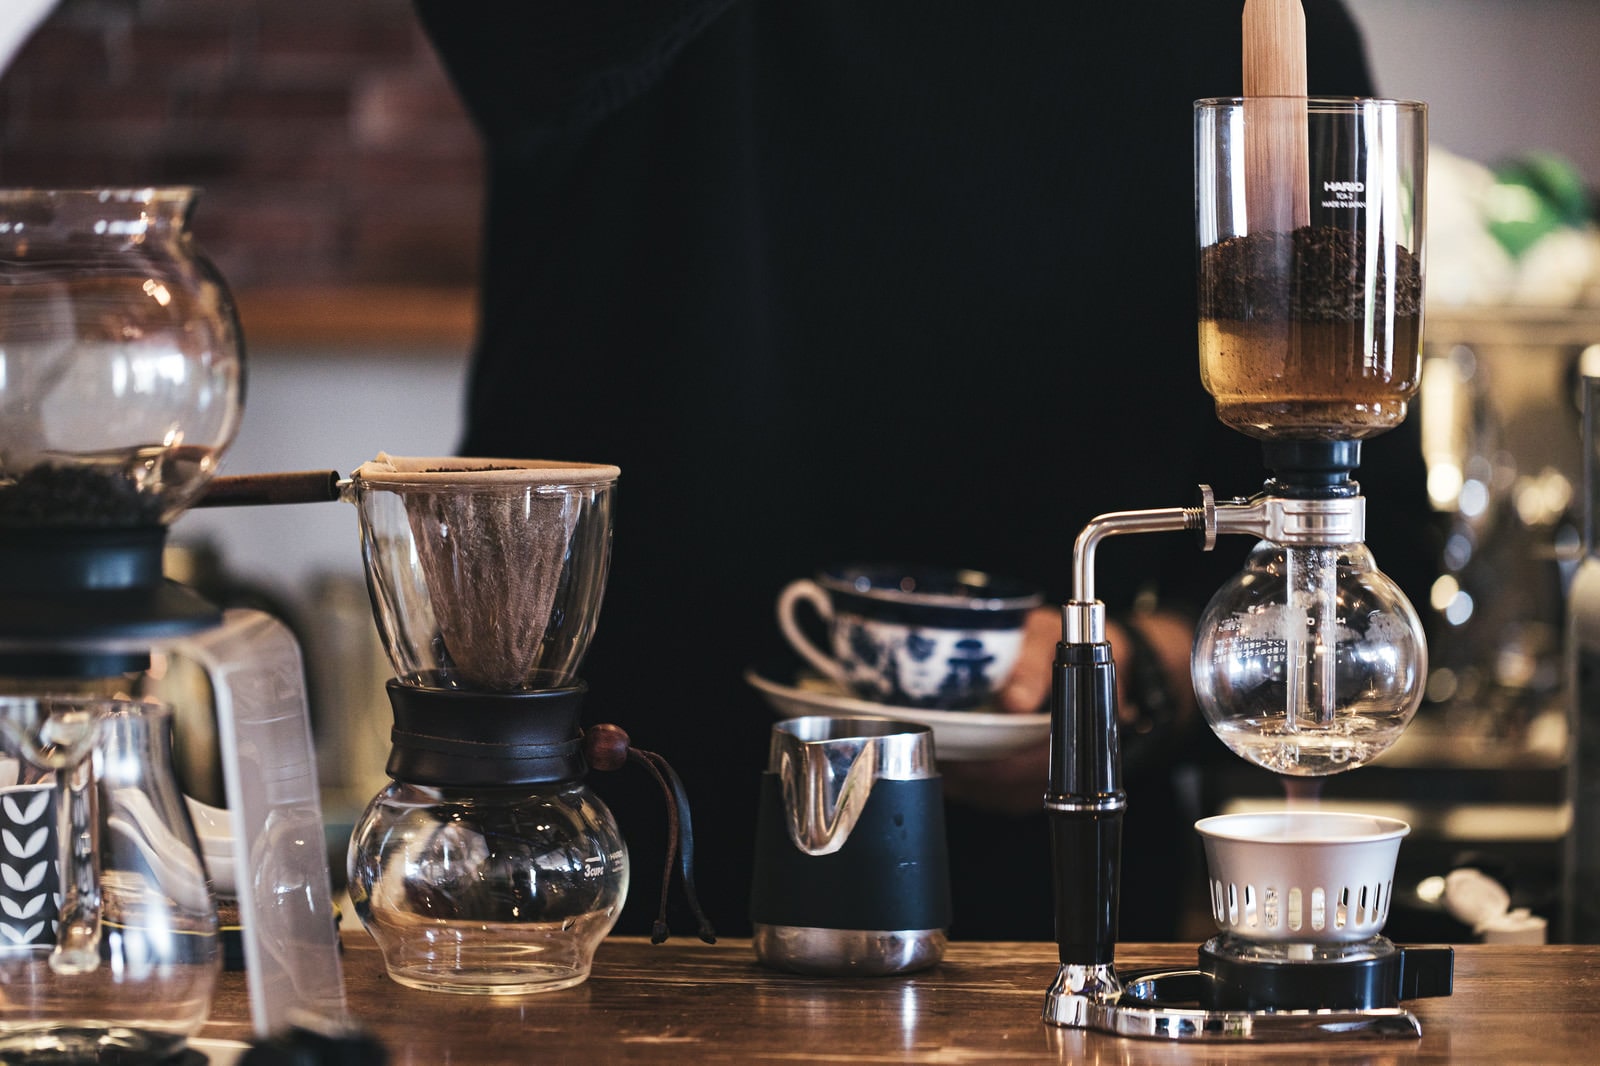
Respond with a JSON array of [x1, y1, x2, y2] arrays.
[[414, 0, 1430, 940]]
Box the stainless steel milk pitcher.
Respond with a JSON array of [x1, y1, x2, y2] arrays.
[[750, 715, 950, 976]]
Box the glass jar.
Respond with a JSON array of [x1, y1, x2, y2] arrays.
[[346, 779, 628, 994], [342, 457, 628, 994], [347, 456, 618, 692], [1191, 539, 1427, 776], [0, 188, 243, 527], [1195, 99, 1427, 441], [0, 698, 219, 1060]]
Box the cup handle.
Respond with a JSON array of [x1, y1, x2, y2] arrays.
[[776, 579, 846, 685]]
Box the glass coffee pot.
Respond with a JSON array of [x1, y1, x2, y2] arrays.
[[1195, 98, 1428, 442], [0, 190, 231, 1061], [0, 696, 218, 1062], [344, 456, 630, 994]]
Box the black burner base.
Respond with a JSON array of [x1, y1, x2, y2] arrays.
[[1198, 934, 1454, 1011]]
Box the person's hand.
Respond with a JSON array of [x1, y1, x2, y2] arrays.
[[940, 605, 1055, 816], [995, 604, 1060, 715], [939, 606, 1195, 817]]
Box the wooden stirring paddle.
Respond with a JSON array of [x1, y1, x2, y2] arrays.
[[1242, 0, 1310, 233]]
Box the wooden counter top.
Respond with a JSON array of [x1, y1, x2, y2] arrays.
[[195, 934, 1600, 1064]]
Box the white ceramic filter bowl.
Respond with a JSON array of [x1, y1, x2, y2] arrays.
[[1196, 811, 1409, 944]]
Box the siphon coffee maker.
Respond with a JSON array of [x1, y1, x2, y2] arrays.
[[345, 455, 670, 995], [1040, 9, 1455, 1039], [0, 187, 345, 1058]]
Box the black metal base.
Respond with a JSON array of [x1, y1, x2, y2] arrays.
[[0, 526, 221, 677], [1197, 934, 1454, 1011]]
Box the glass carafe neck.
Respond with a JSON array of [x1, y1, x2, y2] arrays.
[[0, 187, 196, 250]]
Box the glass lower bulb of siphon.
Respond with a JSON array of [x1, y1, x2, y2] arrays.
[[1191, 539, 1427, 776]]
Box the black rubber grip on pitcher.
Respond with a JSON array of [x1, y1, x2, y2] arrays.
[[749, 774, 951, 932]]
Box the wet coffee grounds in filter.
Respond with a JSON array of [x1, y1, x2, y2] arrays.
[[1198, 226, 1422, 321], [1197, 226, 1424, 439]]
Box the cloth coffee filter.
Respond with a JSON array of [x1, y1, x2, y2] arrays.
[[352, 454, 619, 691]]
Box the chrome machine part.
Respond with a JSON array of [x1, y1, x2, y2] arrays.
[[1043, 962, 1122, 1028], [769, 715, 937, 855], [1212, 492, 1366, 545], [1046, 967, 1423, 1041], [1043, 937, 1451, 1041], [1059, 484, 1367, 652], [750, 925, 946, 978]]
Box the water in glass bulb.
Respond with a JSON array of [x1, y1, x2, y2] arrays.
[[1191, 540, 1427, 776]]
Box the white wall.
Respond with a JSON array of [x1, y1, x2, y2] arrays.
[[1347, 0, 1600, 182]]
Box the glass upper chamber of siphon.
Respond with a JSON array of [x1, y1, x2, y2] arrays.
[[344, 455, 627, 995], [1190, 99, 1430, 776], [0, 188, 242, 531], [0, 186, 245, 683], [1196, 98, 1427, 442]]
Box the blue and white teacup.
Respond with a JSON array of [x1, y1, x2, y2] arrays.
[[776, 565, 1045, 710]]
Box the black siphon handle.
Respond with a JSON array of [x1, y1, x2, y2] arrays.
[[1046, 638, 1125, 967]]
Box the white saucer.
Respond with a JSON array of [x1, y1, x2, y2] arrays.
[[744, 662, 1050, 762]]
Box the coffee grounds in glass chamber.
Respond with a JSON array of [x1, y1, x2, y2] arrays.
[[1198, 225, 1423, 322], [0, 464, 166, 527]]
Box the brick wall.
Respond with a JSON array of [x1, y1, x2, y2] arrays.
[[0, 0, 484, 290]]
